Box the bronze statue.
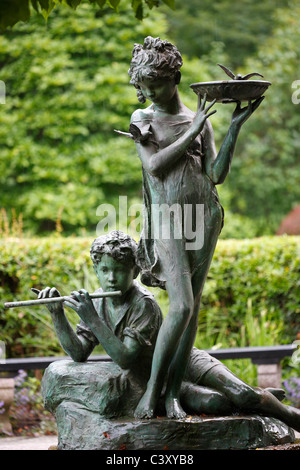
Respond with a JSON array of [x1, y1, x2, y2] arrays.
[[127, 36, 264, 419], [7, 37, 299, 448], [36, 231, 300, 433]]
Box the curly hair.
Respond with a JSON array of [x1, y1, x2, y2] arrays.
[[90, 230, 138, 269], [128, 36, 183, 103]]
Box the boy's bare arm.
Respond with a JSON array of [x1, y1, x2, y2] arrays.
[[32, 287, 94, 362], [64, 289, 143, 369]]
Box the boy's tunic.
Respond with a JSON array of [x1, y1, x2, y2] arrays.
[[76, 280, 163, 380]]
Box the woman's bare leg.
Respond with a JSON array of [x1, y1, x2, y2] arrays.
[[134, 274, 194, 419], [164, 252, 215, 418], [164, 298, 200, 418]]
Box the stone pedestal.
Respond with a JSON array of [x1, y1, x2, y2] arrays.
[[54, 404, 295, 450], [0, 378, 14, 435], [41, 360, 296, 451]]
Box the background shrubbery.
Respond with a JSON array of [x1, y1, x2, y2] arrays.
[[1, 1, 300, 238]]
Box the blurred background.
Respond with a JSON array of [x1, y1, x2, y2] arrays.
[[0, 0, 299, 239]]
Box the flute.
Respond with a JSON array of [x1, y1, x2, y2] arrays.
[[4, 291, 122, 309]]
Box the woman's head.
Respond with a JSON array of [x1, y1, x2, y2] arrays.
[[128, 36, 183, 103]]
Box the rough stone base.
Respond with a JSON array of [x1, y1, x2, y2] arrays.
[[41, 360, 296, 450], [55, 402, 295, 450]]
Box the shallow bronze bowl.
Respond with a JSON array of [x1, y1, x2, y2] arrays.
[[190, 80, 271, 103]]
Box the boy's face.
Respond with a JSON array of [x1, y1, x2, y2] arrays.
[[94, 254, 135, 295]]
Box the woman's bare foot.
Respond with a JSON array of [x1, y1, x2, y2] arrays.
[[165, 396, 187, 419], [134, 389, 156, 419]]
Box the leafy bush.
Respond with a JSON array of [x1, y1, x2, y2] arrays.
[[0, 235, 94, 357], [196, 235, 300, 348], [1, 235, 299, 359], [0, 4, 169, 235], [2, 2, 299, 239]]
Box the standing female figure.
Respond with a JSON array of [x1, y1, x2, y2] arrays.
[[128, 37, 263, 419]]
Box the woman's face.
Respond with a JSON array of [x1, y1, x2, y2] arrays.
[[137, 76, 177, 106]]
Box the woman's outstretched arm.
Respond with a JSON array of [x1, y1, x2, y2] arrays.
[[204, 97, 264, 185]]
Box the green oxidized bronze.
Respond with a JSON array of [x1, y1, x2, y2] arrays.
[[39, 230, 300, 436], [190, 63, 271, 103], [127, 36, 267, 420]]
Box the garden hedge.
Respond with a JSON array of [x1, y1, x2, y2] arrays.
[[0, 235, 299, 358]]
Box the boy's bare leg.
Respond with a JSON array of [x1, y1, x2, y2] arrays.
[[180, 381, 234, 415], [202, 365, 300, 432]]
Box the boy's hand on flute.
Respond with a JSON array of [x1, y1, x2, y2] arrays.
[[64, 289, 98, 325], [31, 287, 64, 315]]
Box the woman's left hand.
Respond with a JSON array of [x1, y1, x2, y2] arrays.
[[231, 96, 264, 127]]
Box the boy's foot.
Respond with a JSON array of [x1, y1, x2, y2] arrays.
[[265, 387, 286, 402]]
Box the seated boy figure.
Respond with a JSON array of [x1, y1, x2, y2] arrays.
[[36, 231, 300, 433], [36, 231, 163, 418]]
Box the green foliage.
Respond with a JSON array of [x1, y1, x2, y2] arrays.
[[9, 369, 56, 435], [0, 0, 173, 30], [0, 4, 168, 234], [166, 1, 300, 237], [225, 2, 300, 235], [195, 235, 300, 383], [1, 235, 299, 359], [0, 5, 224, 236], [197, 235, 300, 347], [0, 2, 299, 240], [0, 235, 93, 356], [165, 0, 286, 69]]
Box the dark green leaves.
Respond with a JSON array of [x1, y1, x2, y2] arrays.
[[0, 0, 175, 30], [108, 0, 121, 9], [160, 0, 175, 9], [65, 0, 82, 8], [1, 236, 299, 357], [0, 2, 168, 234], [0, 0, 30, 30]]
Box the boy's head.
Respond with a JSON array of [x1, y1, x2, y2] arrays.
[[90, 231, 139, 294]]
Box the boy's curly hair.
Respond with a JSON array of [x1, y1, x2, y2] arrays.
[[128, 36, 183, 103], [90, 230, 138, 269]]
